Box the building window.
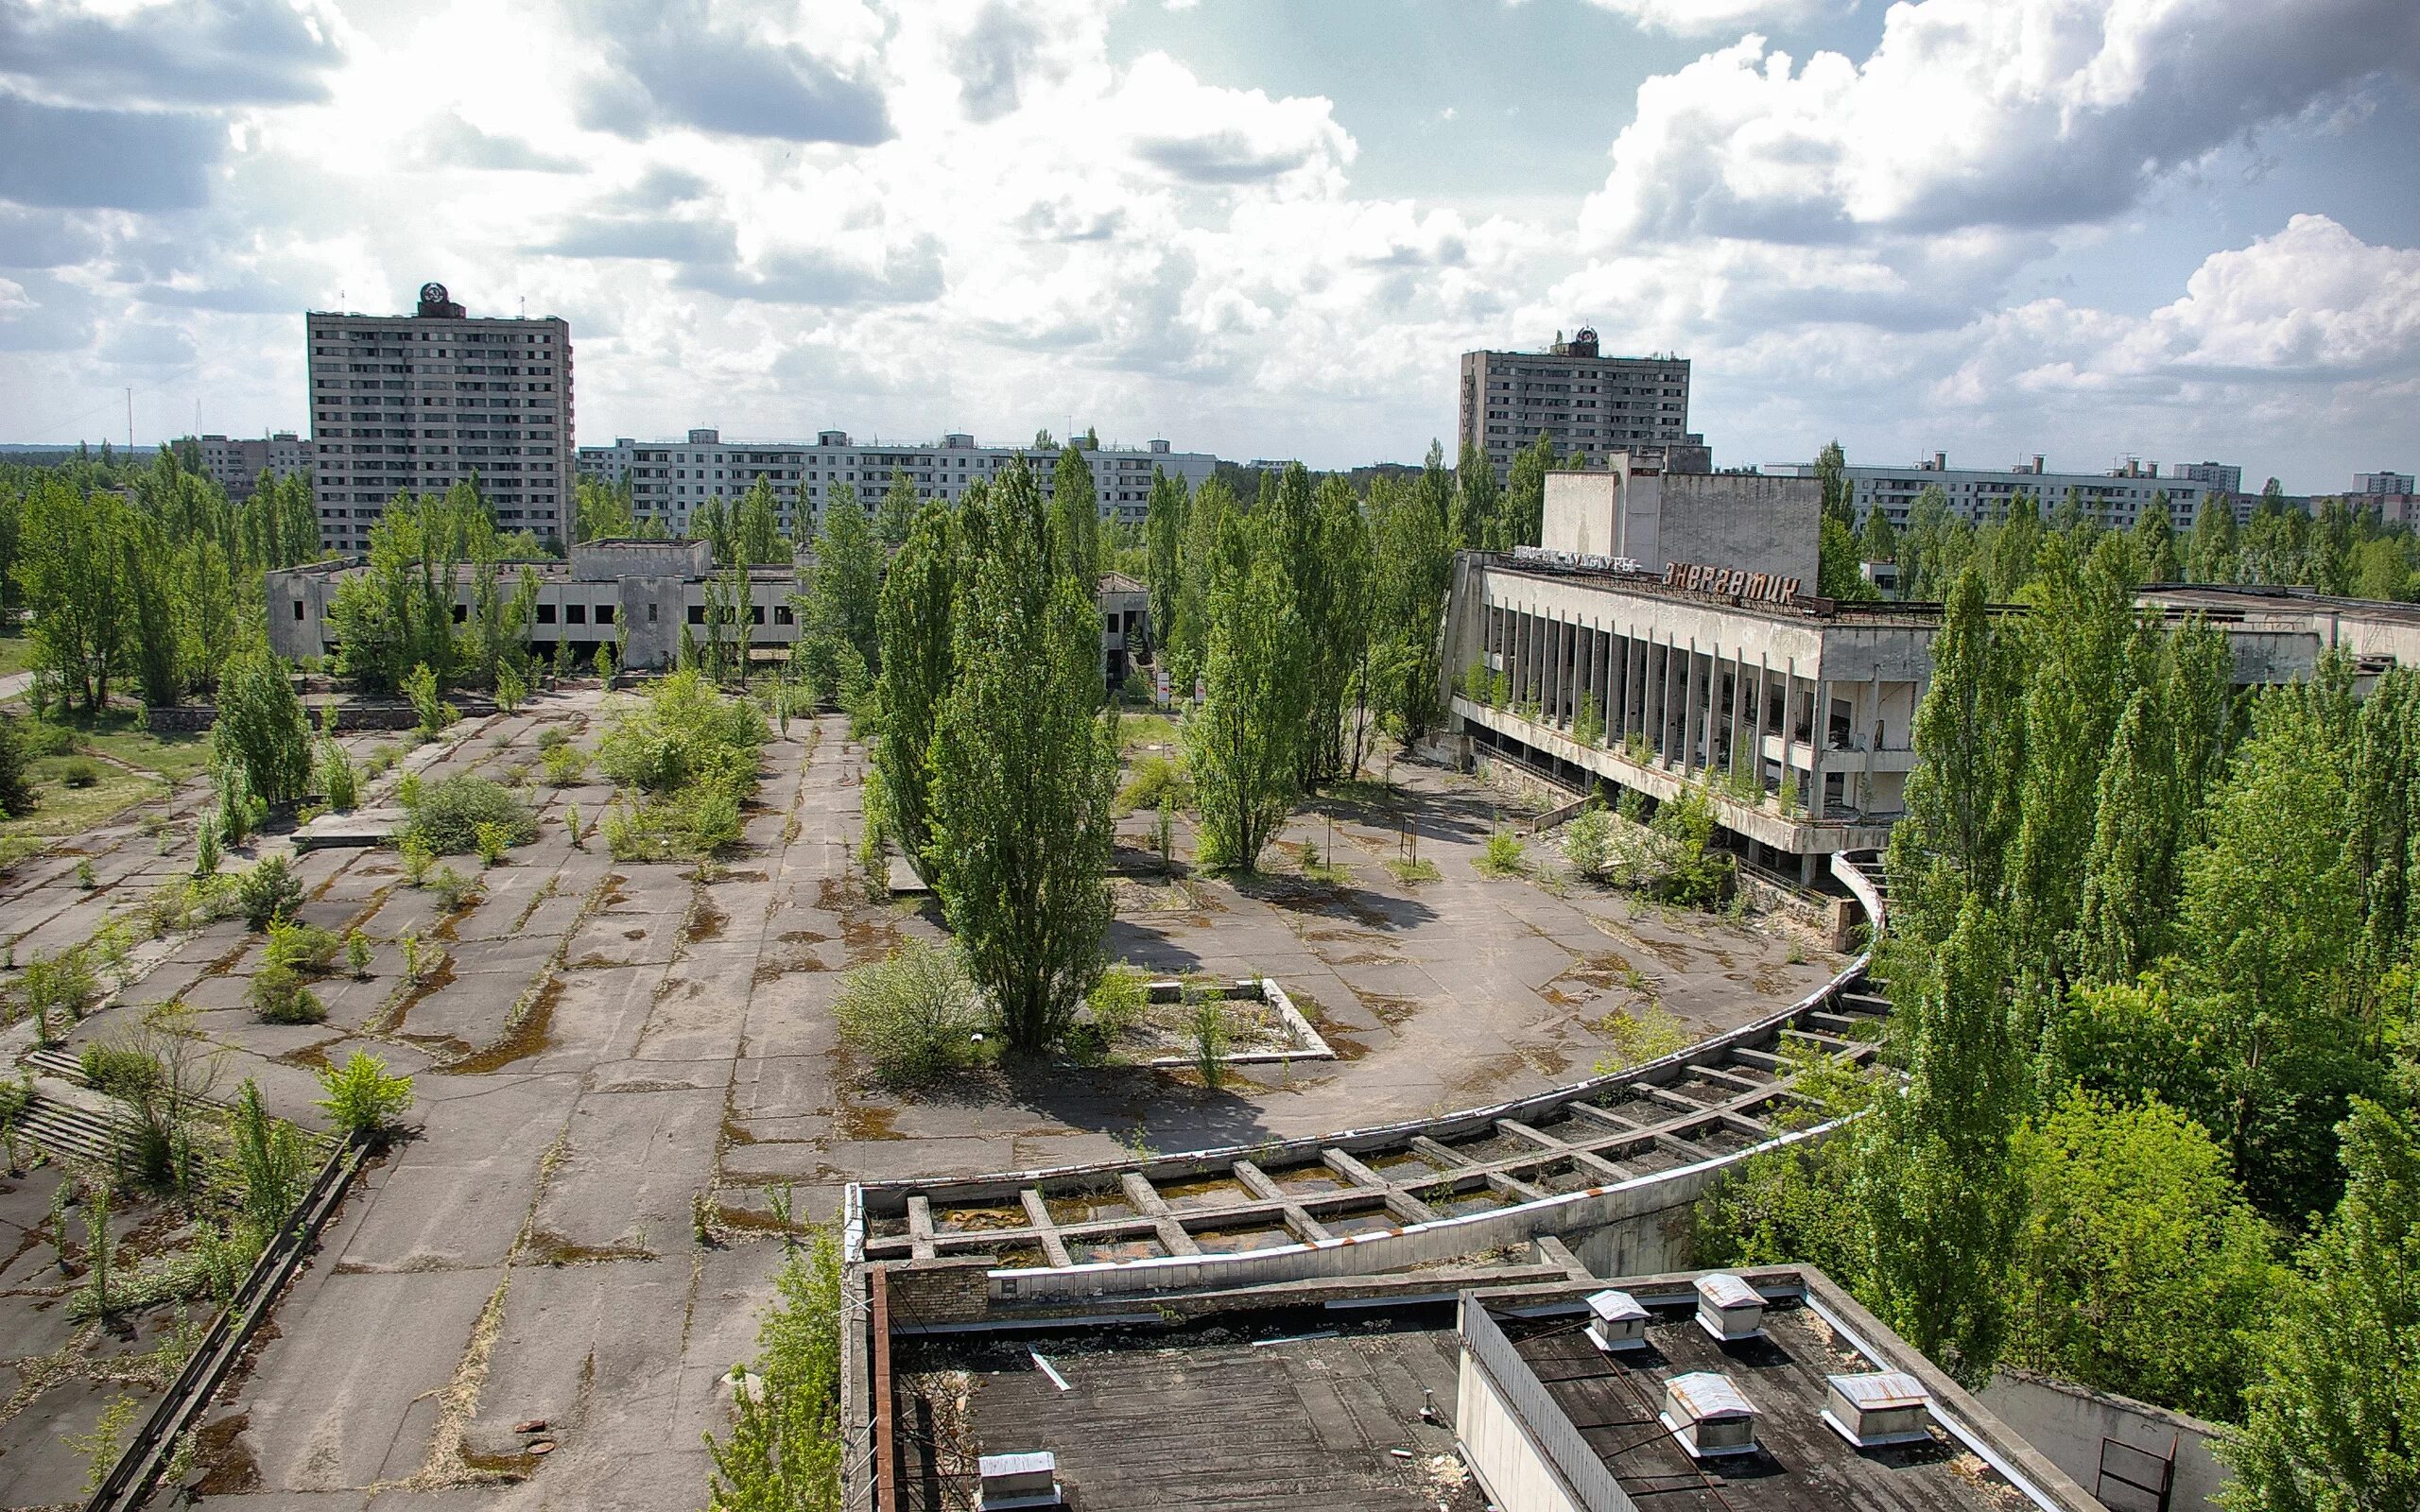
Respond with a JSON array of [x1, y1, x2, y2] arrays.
[[687, 605, 705, 625]]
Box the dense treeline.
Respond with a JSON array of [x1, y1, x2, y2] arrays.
[[1, 448, 319, 712], [1814, 438, 2420, 605], [1700, 539, 2419, 1505]]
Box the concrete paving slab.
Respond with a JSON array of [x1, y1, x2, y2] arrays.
[[529, 1085, 721, 1255], [239, 1266, 504, 1493]]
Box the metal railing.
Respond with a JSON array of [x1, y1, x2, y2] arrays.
[[84, 1138, 369, 1512]]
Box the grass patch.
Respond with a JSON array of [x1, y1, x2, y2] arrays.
[[1383, 857, 1441, 885], [78, 726, 214, 784], [0, 631, 38, 679], [0, 758, 169, 854], [1117, 713, 1179, 751]]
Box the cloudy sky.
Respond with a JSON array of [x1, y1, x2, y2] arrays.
[[1, 0, 2415, 490]]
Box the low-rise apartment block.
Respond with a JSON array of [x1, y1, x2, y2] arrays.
[[1774, 452, 2215, 532], [576, 428, 1216, 538], [180, 432, 307, 499]]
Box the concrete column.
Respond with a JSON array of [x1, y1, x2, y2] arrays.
[[1781, 659, 1799, 810], [1616, 628, 1635, 742], [1681, 640, 1700, 774], [1753, 655, 1771, 797], [1806, 661, 1828, 817]]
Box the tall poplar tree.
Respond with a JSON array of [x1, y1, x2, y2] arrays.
[[1885, 566, 2026, 945], [1189, 548, 1310, 870], [926, 463, 1116, 1052], [804, 482, 880, 670], [873, 502, 959, 873], [1859, 895, 2024, 1384], [1499, 434, 1553, 550], [1457, 440, 1505, 550], [1366, 471, 1453, 743], [2075, 686, 2182, 983], [1143, 469, 1186, 654], [878, 467, 918, 547], [2007, 533, 2140, 977], [1050, 444, 1099, 589], [2221, 1096, 2420, 1512], [735, 477, 785, 565]]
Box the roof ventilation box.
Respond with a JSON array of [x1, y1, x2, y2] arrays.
[[1584, 1289, 1651, 1352], [1661, 1371, 1758, 1458], [1822, 1371, 1932, 1448], [1693, 1272, 1765, 1341], [978, 1450, 1063, 1509]]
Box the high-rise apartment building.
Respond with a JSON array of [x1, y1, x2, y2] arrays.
[[576, 428, 1216, 538], [305, 282, 572, 552], [1459, 328, 1697, 483], [2355, 469, 2415, 496], [179, 432, 307, 499]]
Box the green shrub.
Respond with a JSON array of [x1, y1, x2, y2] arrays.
[[833, 940, 984, 1086], [1116, 752, 1194, 816], [57, 757, 101, 789], [316, 1051, 414, 1140], [1478, 831, 1528, 877], [473, 821, 511, 867], [79, 1042, 164, 1103], [536, 727, 569, 752], [248, 962, 325, 1024], [25, 950, 104, 1035], [429, 866, 483, 913], [1190, 995, 1231, 1088], [403, 662, 456, 737], [540, 742, 590, 786], [1087, 965, 1150, 1040], [597, 669, 766, 795], [20, 717, 76, 758], [263, 920, 341, 974], [397, 835, 435, 885], [315, 739, 360, 812], [345, 929, 373, 979], [398, 775, 537, 855], [238, 854, 303, 930], [1564, 805, 1613, 881]]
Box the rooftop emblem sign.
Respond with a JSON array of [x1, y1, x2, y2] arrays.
[[1667, 561, 1801, 603]]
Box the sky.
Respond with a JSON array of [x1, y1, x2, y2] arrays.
[[0, 0, 2416, 492]]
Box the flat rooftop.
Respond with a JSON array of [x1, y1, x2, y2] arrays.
[[889, 1303, 1488, 1511], [1483, 1286, 2069, 1511]]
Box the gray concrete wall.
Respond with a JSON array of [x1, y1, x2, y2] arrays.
[[1978, 1370, 2233, 1512], [1542, 472, 1621, 558], [1658, 473, 1819, 586], [570, 539, 711, 580]]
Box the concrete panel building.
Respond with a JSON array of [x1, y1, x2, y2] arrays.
[[1541, 460, 1819, 586], [1775, 452, 2215, 534], [2355, 469, 2415, 496], [267, 542, 1148, 687], [1438, 565, 2420, 881], [576, 428, 1216, 540], [1459, 329, 1699, 484], [1443, 554, 1932, 881], [2171, 459, 2243, 497], [180, 432, 306, 500], [305, 282, 573, 554]]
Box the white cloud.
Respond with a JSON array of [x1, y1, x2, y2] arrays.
[[1582, 0, 2420, 247], [1571, 0, 1834, 37]]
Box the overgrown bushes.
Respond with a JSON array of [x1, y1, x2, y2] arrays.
[[596, 671, 765, 858], [316, 1052, 414, 1140], [833, 939, 983, 1086], [704, 1229, 843, 1509], [396, 774, 536, 856]]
